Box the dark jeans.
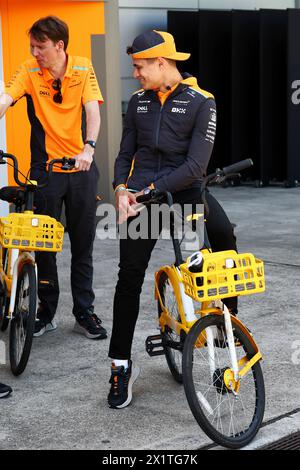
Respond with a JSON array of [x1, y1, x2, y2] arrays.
[[109, 188, 238, 360], [31, 163, 99, 321]]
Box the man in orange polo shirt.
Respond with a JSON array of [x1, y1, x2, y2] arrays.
[[0, 16, 107, 340]]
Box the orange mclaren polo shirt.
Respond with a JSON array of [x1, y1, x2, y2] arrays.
[[5, 55, 103, 172]]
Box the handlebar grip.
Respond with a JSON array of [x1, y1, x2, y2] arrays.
[[136, 191, 155, 203], [136, 189, 165, 203], [222, 158, 253, 176]]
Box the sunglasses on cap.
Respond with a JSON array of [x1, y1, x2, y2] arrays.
[[52, 78, 63, 104]]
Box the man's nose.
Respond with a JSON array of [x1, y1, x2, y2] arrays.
[[31, 47, 38, 57], [133, 69, 139, 79]]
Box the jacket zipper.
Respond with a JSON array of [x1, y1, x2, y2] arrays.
[[155, 104, 163, 174], [154, 86, 186, 178]]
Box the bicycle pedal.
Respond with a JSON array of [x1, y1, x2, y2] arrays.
[[145, 334, 165, 357]]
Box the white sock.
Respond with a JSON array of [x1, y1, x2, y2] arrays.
[[112, 359, 129, 369]]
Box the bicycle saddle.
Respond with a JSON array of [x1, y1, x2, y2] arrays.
[[0, 186, 26, 204]]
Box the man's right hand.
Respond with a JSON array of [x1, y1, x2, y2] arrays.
[[115, 189, 139, 224], [0, 93, 13, 119]]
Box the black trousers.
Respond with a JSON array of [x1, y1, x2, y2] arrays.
[[109, 188, 238, 360], [31, 163, 99, 321]]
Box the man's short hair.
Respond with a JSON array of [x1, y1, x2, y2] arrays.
[[29, 16, 69, 51]]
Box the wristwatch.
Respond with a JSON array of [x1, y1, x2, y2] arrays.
[[84, 140, 96, 149]]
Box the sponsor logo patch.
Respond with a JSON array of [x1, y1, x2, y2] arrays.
[[173, 99, 190, 104], [137, 106, 148, 113], [39, 90, 50, 97], [171, 107, 186, 114], [187, 90, 196, 98], [210, 111, 217, 122], [69, 81, 82, 88]]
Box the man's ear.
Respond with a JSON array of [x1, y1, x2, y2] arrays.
[[157, 57, 166, 69], [56, 40, 65, 51]]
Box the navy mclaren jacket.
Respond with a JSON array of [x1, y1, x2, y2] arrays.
[[113, 73, 216, 193]]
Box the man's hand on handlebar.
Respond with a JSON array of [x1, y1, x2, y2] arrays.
[[115, 189, 139, 224], [74, 145, 94, 171]]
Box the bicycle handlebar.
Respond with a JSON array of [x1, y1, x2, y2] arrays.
[[136, 189, 166, 204], [221, 158, 253, 176], [135, 158, 254, 207], [0, 150, 76, 188]]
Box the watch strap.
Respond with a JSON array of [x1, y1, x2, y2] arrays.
[[84, 140, 96, 149]]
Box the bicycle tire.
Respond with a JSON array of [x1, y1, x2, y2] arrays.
[[0, 289, 9, 332], [183, 314, 265, 449], [9, 263, 37, 376], [157, 272, 183, 384]]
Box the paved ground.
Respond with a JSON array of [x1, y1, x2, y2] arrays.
[[0, 185, 300, 450]]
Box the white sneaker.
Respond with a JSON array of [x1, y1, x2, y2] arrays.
[[0, 383, 12, 399], [34, 319, 57, 337]]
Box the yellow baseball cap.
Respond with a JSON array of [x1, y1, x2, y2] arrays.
[[127, 30, 190, 61]]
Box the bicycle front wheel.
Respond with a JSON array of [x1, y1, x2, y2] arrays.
[[183, 314, 265, 449], [9, 263, 37, 376]]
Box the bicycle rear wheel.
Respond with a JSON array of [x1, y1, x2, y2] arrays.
[[9, 263, 37, 376], [157, 272, 183, 384], [183, 314, 265, 449], [0, 288, 9, 332]]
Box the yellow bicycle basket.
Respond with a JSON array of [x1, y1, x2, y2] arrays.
[[180, 250, 265, 302], [0, 213, 64, 252]]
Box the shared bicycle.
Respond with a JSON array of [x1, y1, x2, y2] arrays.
[[137, 159, 266, 449], [0, 151, 75, 375]]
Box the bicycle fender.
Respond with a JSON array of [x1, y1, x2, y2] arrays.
[[206, 308, 260, 354], [9, 252, 35, 316], [154, 266, 180, 301]]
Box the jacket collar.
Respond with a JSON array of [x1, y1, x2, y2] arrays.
[[148, 72, 198, 101]]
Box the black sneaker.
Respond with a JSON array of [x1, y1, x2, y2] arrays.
[[108, 360, 140, 409], [34, 318, 57, 337], [0, 383, 12, 399], [73, 311, 107, 339]]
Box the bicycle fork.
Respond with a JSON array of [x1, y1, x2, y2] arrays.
[[206, 299, 263, 394], [8, 251, 37, 319], [206, 301, 239, 380]]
